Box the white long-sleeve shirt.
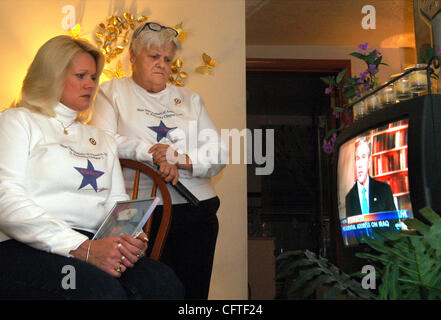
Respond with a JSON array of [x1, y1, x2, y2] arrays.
[[90, 77, 228, 204], [0, 103, 129, 257]]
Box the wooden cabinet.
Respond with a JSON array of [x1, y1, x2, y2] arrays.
[[248, 237, 276, 300], [370, 119, 411, 211]]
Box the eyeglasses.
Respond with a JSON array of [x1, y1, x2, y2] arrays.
[[137, 22, 178, 38]]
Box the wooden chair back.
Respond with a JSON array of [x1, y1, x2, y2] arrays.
[[119, 159, 172, 260]]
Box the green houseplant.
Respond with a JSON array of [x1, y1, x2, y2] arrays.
[[276, 249, 376, 300], [276, 207, 441, 300]]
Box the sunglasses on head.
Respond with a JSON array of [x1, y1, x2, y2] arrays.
[[137, 22, 178, 38]]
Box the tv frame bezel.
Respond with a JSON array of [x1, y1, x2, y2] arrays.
[[330, 94, 441, 269]]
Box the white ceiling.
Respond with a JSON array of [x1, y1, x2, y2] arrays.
[[245, 0, 415, 48]]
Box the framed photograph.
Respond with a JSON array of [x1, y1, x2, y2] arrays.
[[93, 197, 160, 240]]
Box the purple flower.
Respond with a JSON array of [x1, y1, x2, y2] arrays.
[[368, 64, 378, 73], [322, 133, 337, 154], [356, 90, 361, 98], [325, 86, 332, 94], [358, 70, 368, 83], [363, 83, 370, 92], [323, 140, 334, 154], [375, 50, 382, 58], [358, 42, 371, 53]]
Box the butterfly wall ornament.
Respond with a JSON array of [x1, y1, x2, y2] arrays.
[[174, 22, 190, 43], [195, 53, 219, 75], [103, 60, 125, 80], [69, 24, 82, 39]]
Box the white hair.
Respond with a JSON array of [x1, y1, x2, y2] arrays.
[[130, 22, 181, 56]]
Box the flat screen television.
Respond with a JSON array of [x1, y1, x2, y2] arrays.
[[332, 95, 441, 269]]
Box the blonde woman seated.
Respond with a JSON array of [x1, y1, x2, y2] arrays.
[[0, 35, 183, 299]]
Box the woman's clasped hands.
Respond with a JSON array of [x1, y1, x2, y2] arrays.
[[148, 143, 193, 185], [73, 232, 149, 278]]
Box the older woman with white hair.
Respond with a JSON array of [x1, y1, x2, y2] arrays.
[[0, 35, 183, 299], [90, 22, 229, 299]]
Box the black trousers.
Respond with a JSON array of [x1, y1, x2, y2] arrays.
[[0, 230, 184, 300], [147, 196, 220, 300]]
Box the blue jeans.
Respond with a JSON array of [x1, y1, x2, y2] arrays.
[[0, 231, 184, 300]]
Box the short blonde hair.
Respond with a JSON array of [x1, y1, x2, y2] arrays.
[[130, 22, 181, 57], [16, 35, 104, 119]]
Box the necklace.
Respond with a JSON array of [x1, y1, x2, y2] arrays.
[[57, 119, 76, 135]]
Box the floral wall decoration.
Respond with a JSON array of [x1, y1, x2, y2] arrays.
[[93, 13, 145, 82], [95, 13, 147, 64], [169, 57, 187, 87]]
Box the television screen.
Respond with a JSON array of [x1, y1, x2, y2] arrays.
[[337, 118, 413, 246]]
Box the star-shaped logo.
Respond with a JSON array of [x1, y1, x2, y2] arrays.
[[148, 120, 177, 142], [74, 160, 104, 192]]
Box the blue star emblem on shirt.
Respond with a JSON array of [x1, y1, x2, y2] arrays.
[[74, 160, 104, 192], [148, 120, 177, 142]]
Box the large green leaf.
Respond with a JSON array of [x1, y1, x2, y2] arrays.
[[389, 260, 399, 299], [345, 87, 356, 101], [420, 206, 441, 225], [366, 50, 378, 65], [276, 250, 304, 261], [378, 262, 390, 300], [404, 218, 430, 234], [356, 252, 388, 265], [334, 106, 345, 113], [320, 76, 334, 85], [276, 257, 315, 280], [288, 267, 322, 293], [297, 274, 333, 299], [324, 128, 338, 140], [349, 52, 367, 60], [336, 68, 347, 84]]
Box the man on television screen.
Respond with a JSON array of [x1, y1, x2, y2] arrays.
[[345, 137, 397, 217]]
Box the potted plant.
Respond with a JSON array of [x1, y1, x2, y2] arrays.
[[320, 43, 388, 156]]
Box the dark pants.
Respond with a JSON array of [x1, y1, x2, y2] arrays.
[[0, 230, 184, 300], [147, 196, 220, 300]]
